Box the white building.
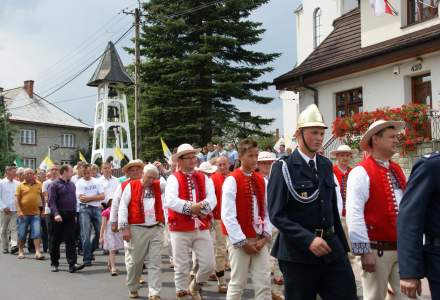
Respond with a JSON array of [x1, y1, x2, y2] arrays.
[[280, 0, 358, 146], [276, 0, 440, 142]]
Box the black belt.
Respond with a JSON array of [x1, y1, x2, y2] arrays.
[[426, 235, 440, 247], [309, 226, 335, 239], [80, 204, 99, 208], [133, 223, 162, 229]]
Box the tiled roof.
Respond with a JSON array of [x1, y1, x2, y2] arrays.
[[3, 88, 91, 129], [274, 8, 440, 87]]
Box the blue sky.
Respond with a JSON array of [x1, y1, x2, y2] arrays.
[[0, 0, 300, 133]]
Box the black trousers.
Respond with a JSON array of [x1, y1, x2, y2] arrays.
[[49, 212, 77, 267], [279, 257, 357, 300], [40, 215, 49, 252]]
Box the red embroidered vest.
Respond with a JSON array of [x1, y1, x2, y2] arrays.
[[359, 156, 406, 242], [333, 165, 352, 217], [127, 179, 164, 225], [167, 171, 209, 232], [211, 172, 227, 220], [221, 169, 266, 239]]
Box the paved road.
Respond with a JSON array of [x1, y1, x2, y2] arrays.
[[0, 249, 254, 300], [0, 249, 432, 300]]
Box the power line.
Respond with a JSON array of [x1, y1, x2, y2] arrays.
[[36, 18, 131, 88], [41, 25, 134, 99], [6, 94, 97, 111], [38, 0, 227, 98], [34, 12, 126, 82]]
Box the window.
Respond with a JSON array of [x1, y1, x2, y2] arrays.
[[20, 129, 36, 145], [408, 0, 438, 25], [61, 134, 75, 148], [23, 158, 36, 170], [313, 8, 322, 49], [412, 73, 432, 107], [335, 88, 363, 118]]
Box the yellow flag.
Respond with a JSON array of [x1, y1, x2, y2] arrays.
[[160, 138, 172, 160], [79, 151, 87, 162], [39, 156, 54, 170], [114, 147, 125, 160]]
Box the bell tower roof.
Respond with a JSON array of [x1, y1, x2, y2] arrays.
[[87, 41, 134, 87]]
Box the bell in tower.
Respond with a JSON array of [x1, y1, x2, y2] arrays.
[[87, 41, 134, 166]]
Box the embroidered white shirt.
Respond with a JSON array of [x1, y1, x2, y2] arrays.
[[346, 164, 403, 254], [221, 172, 272, 246], [164, 173, 216, 216]]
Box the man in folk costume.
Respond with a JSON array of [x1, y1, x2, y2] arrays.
[[109, 160, 145, 284], [222, 138, 272, 300], [268, 104, 356, 300], [330, 145, 357, 241], [346, 120, 409, 300], [164, 144, 217, 300], [209, 156, 230, 293], [257, 151, 284, 300], [119, 164, 166, 299]]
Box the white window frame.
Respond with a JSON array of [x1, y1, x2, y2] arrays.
[[20, 129, 36, 145], [61, 133, 75, 148], [23, 158, 36, 170], [313, 7, 322, 49]]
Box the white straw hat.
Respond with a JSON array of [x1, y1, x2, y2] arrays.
[[359, 120, 405, 151], [258, 151, 277, 162], [330, 145, 357, 158], [196, 162, 217, 174], [172, 144, 201, 161]]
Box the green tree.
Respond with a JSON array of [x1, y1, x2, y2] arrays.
[[127, 0, 279, 160], [0, 101, 16, 175]]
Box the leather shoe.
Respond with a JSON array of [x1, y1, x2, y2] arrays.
[[10, 246, 18, 254], [51, 265, 59, 272], [69, 263, 85, 273]]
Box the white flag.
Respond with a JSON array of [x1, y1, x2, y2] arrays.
[[370, 0, 395, 16]]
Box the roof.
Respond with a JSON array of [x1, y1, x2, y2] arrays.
[[87, 41, 134, 87], [274, 8, 440, 89], [2, 88, 91, 130]]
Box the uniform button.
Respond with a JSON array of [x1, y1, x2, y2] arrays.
[[320, 200, 324, 204], [322, 217, 326, 221]]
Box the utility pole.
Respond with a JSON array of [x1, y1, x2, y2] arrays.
[[0, 87, 9, 153], [134, 7, 140, 159], [123, 5, 142, 159]]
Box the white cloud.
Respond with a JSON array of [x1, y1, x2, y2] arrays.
[[0, 0, 298, 133]]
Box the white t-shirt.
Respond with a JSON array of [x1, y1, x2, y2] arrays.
[[0, 178, 20, 211], [42, 179, 56, 214], [75, 177, 104, 207], [97, 176, 119, 203]]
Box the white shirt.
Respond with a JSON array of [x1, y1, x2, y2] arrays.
[[42, 179, 56, 214], [0, 178, 20, 211], [164, 173, 216, 221], [334, 174, 343, 217], [221, 172, 272, 245], [118, 179, 166, 228], [98, 175, 119, 203], [75, 177, 104, 207], [297, 148, 317, 169], [346, 164, 404, 254], [109, 183, 123, 224]]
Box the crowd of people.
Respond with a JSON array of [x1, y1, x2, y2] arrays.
[[0, 103, 439, 300]]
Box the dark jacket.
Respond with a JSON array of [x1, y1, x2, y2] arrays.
[[398, 153, 440, 280], [268, 149, 349, 264]]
